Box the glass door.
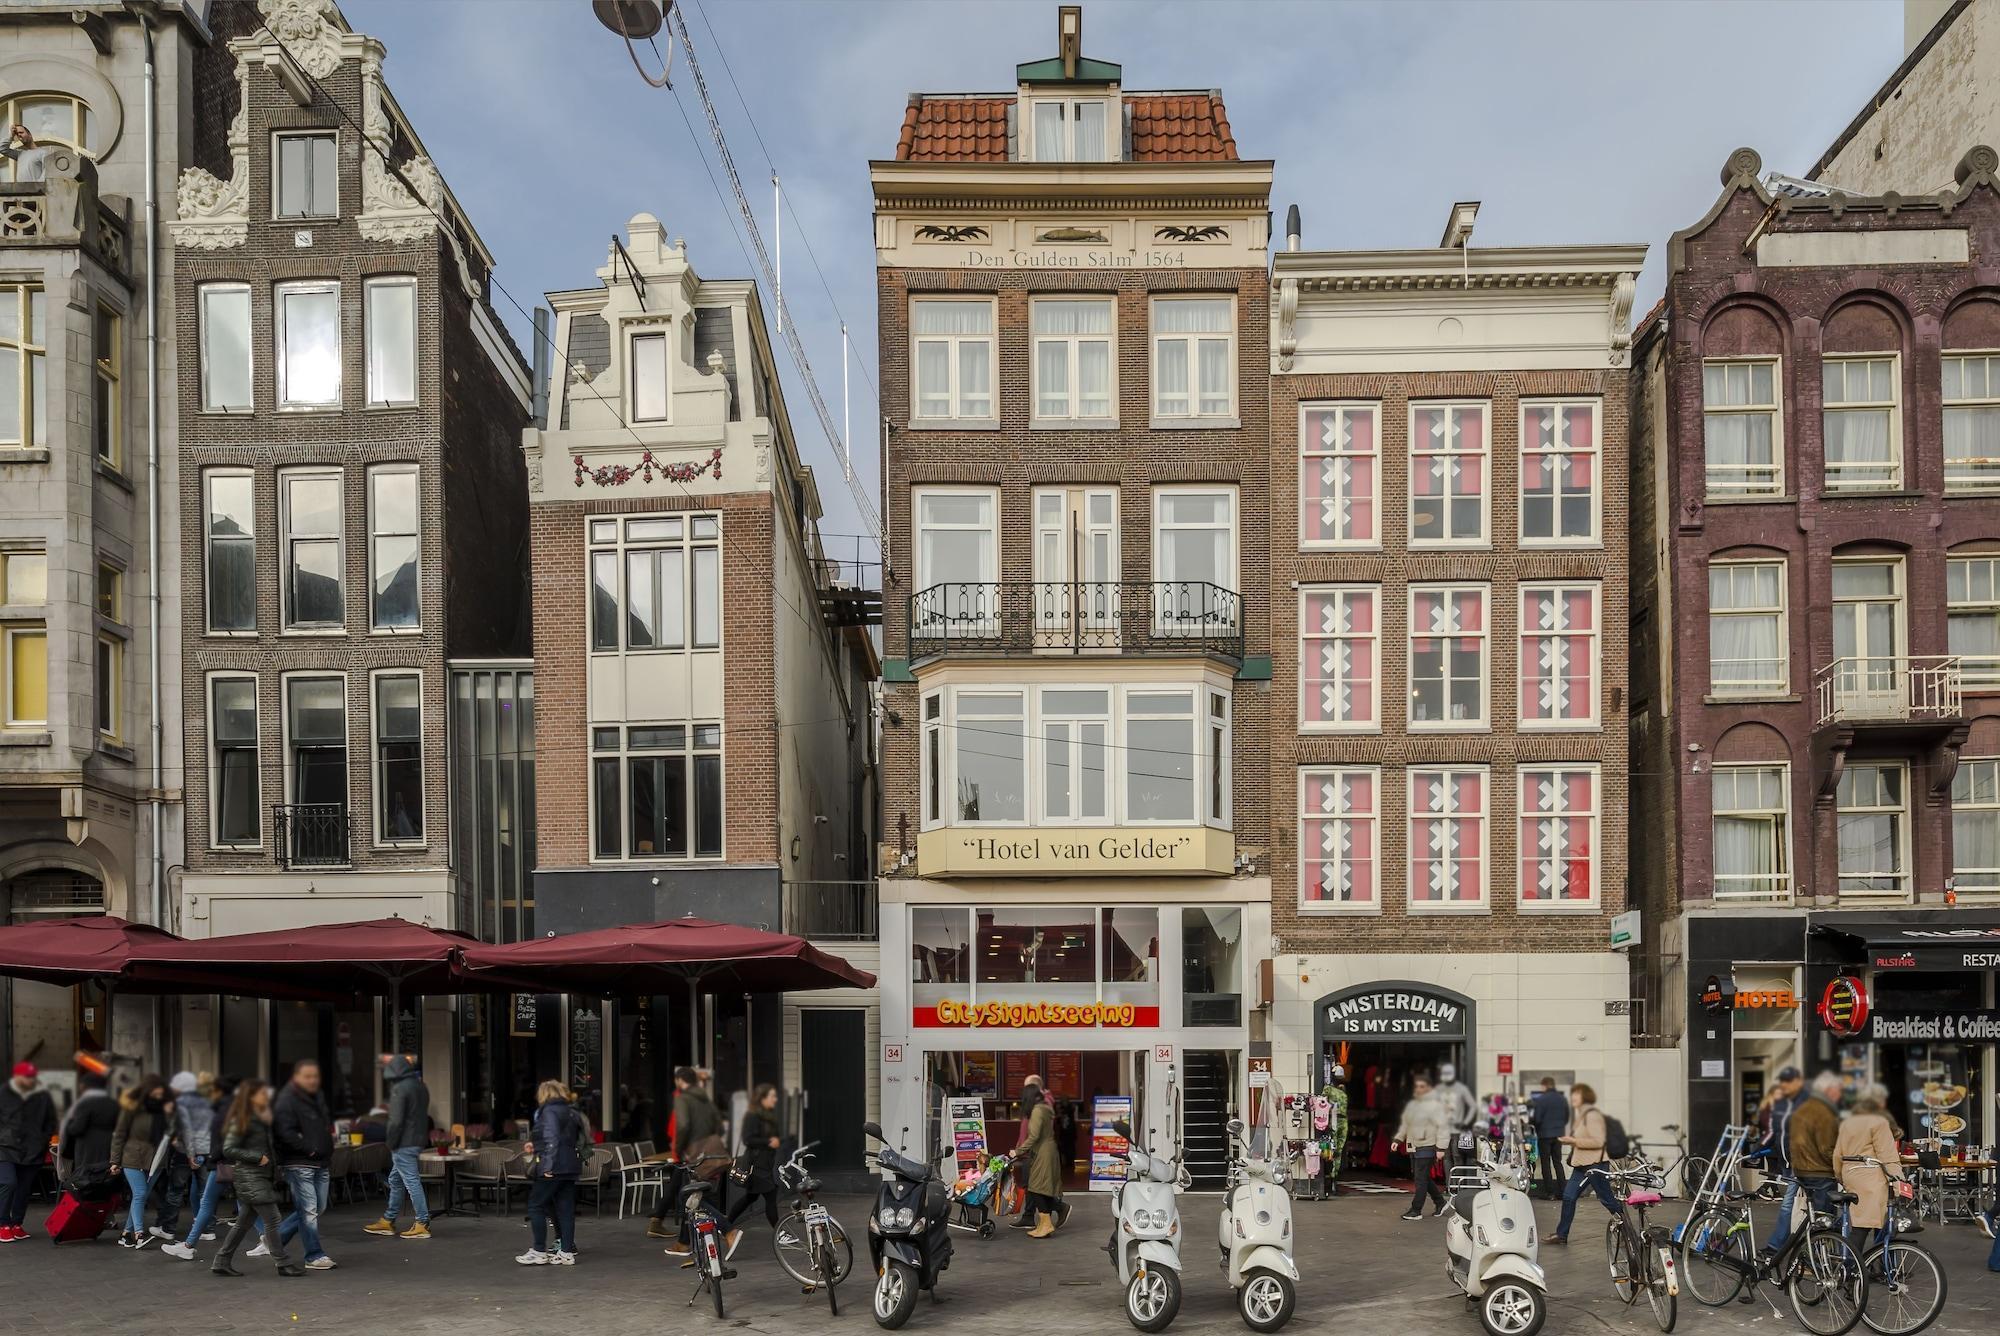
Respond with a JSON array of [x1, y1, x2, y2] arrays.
[[1832, 559, 1904, 715], [1033, 486, 1119, 647]]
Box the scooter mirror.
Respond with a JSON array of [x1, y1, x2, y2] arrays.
[[862, 1122, 885, 1142], [1112, 1119, 1133, 1141], [1226, 1118, 1247, 1138]]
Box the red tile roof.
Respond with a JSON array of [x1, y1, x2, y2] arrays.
[[895, 93, 1238, 163]]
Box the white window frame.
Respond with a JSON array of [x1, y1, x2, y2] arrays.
[[1151, 485, 1239, 637], [95, 631, 121, 742], [1942, 351, 2000, 492], [1821, 353, 1902, 491], [198, 282, 254, 413], [368, 668, 425, 849], [1519, 398, 1601, 546], [1032, 485, 1120, 588], [588, 722, 727, 863], [1030, 295, 1117, 424], [93, 302, 120, 469], [1407, 583, 1489, 731], [272, 129, 337, 220], [908, 297, 996, 425], [363, 275, 418, 408], [1948, 554, 2000, 687], [1708, 558, 1789, 696], [1407, 765, 1490, 913], [206, 670, 262, 851], [1299, 585, 1380, 733], [202, 468, 257, 636], [586, 513, 723, 654], [280, 669, 349, 810], [1025, 96, 1113, 162], [1206, 688, 1232, 830], [278, 466, 345, 633], [948, 688, 1031, 828], [1702, 356, 1784, 497], [1951, 756, 2000, 902], [628, 326, 671, 424], [275, 279, 341, 409], [1299, 402, 1381, 550], [1150, 296, 1237, 424], [1298, 765, 1380, 917], [1518, 582, 1600, 730], [1836, 760, 1910, 901], [1408, 401, 1491, 548], [366, 464, 421, 634], [1711, 763, 1791, 903], [1517, 763, 1601, 911], [1036, 685, 1113, 826], [921, 690, 945, 830]]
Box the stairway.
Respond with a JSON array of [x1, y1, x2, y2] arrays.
[[1180, 1050, 1232, 1191]]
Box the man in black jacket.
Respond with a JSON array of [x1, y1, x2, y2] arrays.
[[264, 1061, 335, 1269], [1, 1061, 58, 1241], [1527, 1076, 1570, 1199], [366, 1055, 433, 1239]]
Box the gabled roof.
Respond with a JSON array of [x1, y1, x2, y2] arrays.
[[894, 91, 1238, 163]]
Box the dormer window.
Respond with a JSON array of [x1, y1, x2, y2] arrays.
[[630, 329, 669, 423], [275, 131, 337, 219], [1030, 98, 1109, 162]]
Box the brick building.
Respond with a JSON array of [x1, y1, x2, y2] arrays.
[[169, 0, 532, 1113], [521, 216, 879, 1153], [1266, 204, 1647, 1172], [872, 8, 1274, 1185], [1630, 143, 2000, 1153]]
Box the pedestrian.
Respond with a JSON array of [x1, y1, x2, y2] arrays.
[[661, 1067, 724, 1257], [1393, 1072, 1449, 1221], [1769, 1070, 1844, 1253], [517, 1080, 584, 1266], [56, 1068, 117, 1188], [161, 1073, 223, 1260], [258, 1060, 335, 1270], [1527, 1076, 1569, 1200], [1436, 1063, 1479, 1169], [1548, 1083, 1621, 1245], [108, 1073, 173, 1250], [1834, 1082, 1906, 1253], [150, 1071, 205, 1240], [364, 1053, 433, 1240], [1756, 1066, 1804, 1251], [210, 1080, 302, 1278], [725, 1084, 783, 1232], [0, 1061, 57, 1242], [1014, 1079, 1062, 1239]]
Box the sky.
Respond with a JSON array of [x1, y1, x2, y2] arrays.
[[350, 0, 1912, 557]]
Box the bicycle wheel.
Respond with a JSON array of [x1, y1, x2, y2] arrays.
[[1643, 1231, 1678, 1333], [819, 1240, 841, 1317], [1607, 1220, 1638, 1304], [1679, 1209, 1749, 1307], [772, 1213, 817, 1286], [1861, 1240, 1945, 1336], [1786, 1229, 1867, 1336], [1679, 1156, 1710, 1200]]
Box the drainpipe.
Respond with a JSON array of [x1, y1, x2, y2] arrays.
[[136, 5, 166, 1076]]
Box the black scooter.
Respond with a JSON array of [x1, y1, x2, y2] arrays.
[[863, 1121, 955, 1330]]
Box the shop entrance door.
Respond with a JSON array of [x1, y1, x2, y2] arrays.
[[801, 1009, 867, 1170], [1312, 980, 1477, 1190], [1333, 1039, 1467, 1185]]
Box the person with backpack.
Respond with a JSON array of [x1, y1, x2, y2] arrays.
[[1548, 1082, 1624, 1245], [516, 1081, 585, 1266], [108, 1074, 174, 1250]]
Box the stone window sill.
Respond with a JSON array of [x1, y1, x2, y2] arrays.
[[95, 459, 133, 493], [0, 731, 52, 747], [1703, 693, 1802, 706], [1150, 416, 1241, 431], [1, 449, 51, 465]]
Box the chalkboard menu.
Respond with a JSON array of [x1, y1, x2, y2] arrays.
[[512, 994, 539, 1038], [395, 1005, 422, 1057], [570, 1004, 604, 1108]]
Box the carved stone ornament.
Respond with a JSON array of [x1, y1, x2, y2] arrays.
[[259, 0, 344, 79], [170, 54, 251, 249], [358, 150, 443, 243], [1276, 276, 1298, 372], [1607, 272, 1637, 368]]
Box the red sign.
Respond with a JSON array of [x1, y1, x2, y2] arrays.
[[1497, 1054, 1514, 1075], [1818, 976, 1871, 1037], [913, 1000, 1160, 1028]]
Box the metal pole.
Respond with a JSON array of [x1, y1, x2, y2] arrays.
[[841, 323, 850, 482], [772, 173, 781, 334]]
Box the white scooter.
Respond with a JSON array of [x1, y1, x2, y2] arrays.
[[1108, 1115, 1189, 1332], [1443, 1156, 1547, 1336], [1217, 1107, 1300, 1332]]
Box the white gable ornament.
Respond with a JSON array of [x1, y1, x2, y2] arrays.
[[259, 0, 345, 80]]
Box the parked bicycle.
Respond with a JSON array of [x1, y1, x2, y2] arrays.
[[1839, 1155, 1946, 1336], [680, 1151, 737, 1320], [772, 1142, 853, 1314], [1678, 1178, 1869, 1335], [1626, 1123, 1710, 1199], [1593, 1164, 1679, 1333]]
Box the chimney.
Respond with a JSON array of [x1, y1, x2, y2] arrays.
[[1285, 204, 1301, 253], [1440, 200, 1479, 250], [1060, 5, 1082, 79]]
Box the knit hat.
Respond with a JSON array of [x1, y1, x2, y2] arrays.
[[169, 1070, 199, 1095], [10, 1061, 34, 1081]]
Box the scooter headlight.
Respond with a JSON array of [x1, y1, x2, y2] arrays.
[[1150, 1208, 1170, 1229], [893, 1206, 916, 1230], [878, 1206, 898, 1230]]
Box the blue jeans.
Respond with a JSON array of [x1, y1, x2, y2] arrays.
[[1988, 1220, 2000, 1273], [1764, 1178, 1801, 1251], [122, 1167, 151, 1237], [277, 1166, 329, 1261], [528, 1175, 577, 1254], [182, 1162, 226, 1245], [1555, 1164, 1622, 1239], [384, 1147, 429, 1224], [0, 1159, 36, 1226]]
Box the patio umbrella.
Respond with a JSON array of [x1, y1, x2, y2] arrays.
[[454, 916, 876, 1058], [0, 915, 182, 986]]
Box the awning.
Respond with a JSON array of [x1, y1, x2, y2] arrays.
[[1811, 911, 2000, 969], [0, 916, 182, 987], [125, 917, 485, 1005]]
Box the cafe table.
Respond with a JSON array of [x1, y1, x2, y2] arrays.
[[1899, 1154, 1997, 1224], [419, 1148, 478, 1218]]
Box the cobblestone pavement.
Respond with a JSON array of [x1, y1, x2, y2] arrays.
[[3, 1189, 1995, 1335]]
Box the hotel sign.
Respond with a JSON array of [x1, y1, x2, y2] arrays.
[[916, 825, 1233, 877]]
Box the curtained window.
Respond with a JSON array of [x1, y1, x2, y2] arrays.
[[1712, 765, 1789, 902], [1300, 767, 1377, 909], [1822, 357, 1899, 490], [1300, 404, 1378, 547], [1409, 767, 1487, 907], [1943, 354, 2000, 490], [1709, 561, 1785, 695], [1031, 298, 1114, 419], [1300, 586, 1377, 730], [1410, 403, 1487, 543], [1152, 298, 1233, 419], [1703, 360, 1781, 496], [911, 300, 994, 421], [1948, 556, 2000, 685], [1951, 758, 2000, 899]]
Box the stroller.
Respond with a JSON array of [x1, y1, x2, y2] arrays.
[[947, 1151, 1007, 1238]]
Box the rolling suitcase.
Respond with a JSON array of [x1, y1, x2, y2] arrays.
[[46, 1185, 128, 1245]]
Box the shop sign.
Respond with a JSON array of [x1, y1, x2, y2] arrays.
[[1089, 1095, 1134, 1193], [945, 1096, 988, 1180], [916, 825, 1232, 877], [1609, 910, 1641, 949], [1865, 1010, 2000, 1044], [1497, 1055, 1514, 1075], [1733, 987, 1798, 1011], [510, 994, 538, 1037], [1872, 946, 2000, 970], [915, 998, 1161, 1028], [1818, 976, 1871, 1037], [1699, 974, 1737, 1014], [1320, 986, 1467, 1039]]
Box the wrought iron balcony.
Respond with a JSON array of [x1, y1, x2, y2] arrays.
[[780, 880, 878, 941], [1813, 656, 1963, 730], [908, 581, 1242, 661], [272, 803, 351, 869]]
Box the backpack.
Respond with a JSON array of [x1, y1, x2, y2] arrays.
[[1600, 1111, 1631, 1160], [572, 1109, 595, 1166]]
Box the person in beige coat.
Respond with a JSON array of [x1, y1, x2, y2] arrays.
[[1392, 1074, 1451, 1220], [1551, 1084, 1622, 1244], [1834, 1083, 1906, 1246]]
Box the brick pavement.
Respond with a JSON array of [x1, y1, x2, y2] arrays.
[[3, 1190, 1995, 1334]]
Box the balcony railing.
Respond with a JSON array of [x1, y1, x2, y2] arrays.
[[1813, 656, 1963, 728], [273, 803, 350, 870], [1710, 875, 1792, 905], [908, 581, 1242, 660], [781, 880, 878, 941]]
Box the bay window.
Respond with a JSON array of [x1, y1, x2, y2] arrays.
[[365, 276, 418, 407], [199, 283, 253, 412], [1822, 356, 1900, 490], [1712, 765, 1790, 902], [587, 514, 721, 652], [1409, 767, 1488, 909], [209, 674, 260, 848], [592, 722, 723, 860], [1951, 758, 2000, 901], [367, 465, 420, 631], [1300, 586, 1377, 731], [1518, 765, 1598, 907], [1943, 353, 2000, 490], [276, 280, 341, 408], [1408, 584, 1487, 728], [1152, 297, 1234, 421], [373, 672, 424, 844], [1708, 560, 1786, 695], [1519, 583, 1599, 727], [204, 469, 256, 633], [1300, 767, 1378, 911], [1837, 762, 1908, 900], [1947, 555, 2000, 685], [1300, 403, 1378, 547], [280, 468, 344, 630], [1410, 403, 1487, 544], [910, 299, 994, 423], [1703, 359, 1782, 496], [1032, 298, 1114, 421], [1125, 690, 1194, 823], [955, 692, 1027, 823], [1521, 400, 1598, 543], [1039, 688, 1110, 824]]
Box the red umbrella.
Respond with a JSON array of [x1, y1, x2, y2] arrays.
[[0, 915, 182, 987], [125, 917, 483, 1012]]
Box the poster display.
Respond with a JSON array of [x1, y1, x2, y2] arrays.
[[1089, 1094, 1134, 1193], [962, 1052, 998, 1097], [1045, 1052, 1080, 1098], [1002, 1050, 1037, 1095], [946, 1096, 989, 1179]]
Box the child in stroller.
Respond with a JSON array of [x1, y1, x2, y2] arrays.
[[948, 1150, 1007, 1238]]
